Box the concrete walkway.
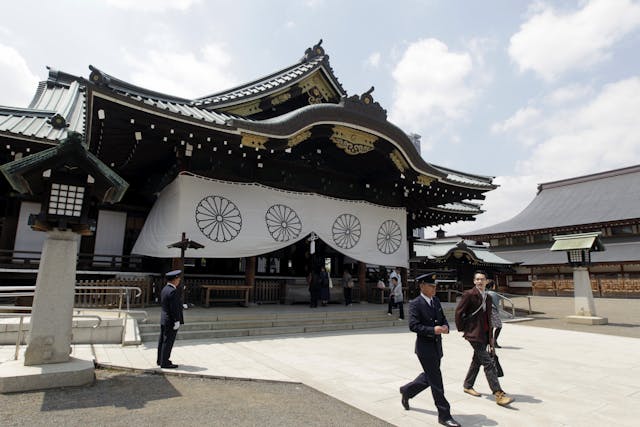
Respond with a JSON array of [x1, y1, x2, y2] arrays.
[[1, 299, 639, 426]]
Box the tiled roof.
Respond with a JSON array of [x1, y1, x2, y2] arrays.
[[463, 165, 640, 237], [431, 164, 495, 189], [194, 55, 344, 108], [413, 240, 514, 265], [433, 201, 483, 214], [0, 79, 85, 142]]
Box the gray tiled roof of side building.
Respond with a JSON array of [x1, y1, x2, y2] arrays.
[[462, 165, 640, 237]]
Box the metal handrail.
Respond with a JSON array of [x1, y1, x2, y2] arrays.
[[0, 285, 143, 312], [493, 292, 516, 318], [498, 292, 534, 315]]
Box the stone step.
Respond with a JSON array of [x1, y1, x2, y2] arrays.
[[140, 320, 408, 342]]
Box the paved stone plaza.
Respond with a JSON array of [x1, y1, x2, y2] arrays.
[[1, 297, 639, 426]]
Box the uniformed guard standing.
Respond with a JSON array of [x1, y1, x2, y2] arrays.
[[399, 273, 460, 427], [156, 269, 184, 369]]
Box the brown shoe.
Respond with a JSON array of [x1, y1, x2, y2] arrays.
[[494, 391, 514, 406], [464, 387, 481, 397]]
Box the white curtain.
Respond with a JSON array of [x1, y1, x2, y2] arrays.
[[13, 202, 46, 260], [93, 210, 127, 265], [132, 173, 409, 267]]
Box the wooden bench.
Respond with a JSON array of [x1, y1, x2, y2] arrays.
[[201, 284, 252, 307]]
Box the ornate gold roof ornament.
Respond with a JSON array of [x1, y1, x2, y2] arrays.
[[288, 130, 312, 148], [389, 150, 408, 173], [301, 39, 325, 62], [417, 174, 435, 186], [342, 87, 387, 120], [241, 133, 269, 150], [330, 125, 377, 155]]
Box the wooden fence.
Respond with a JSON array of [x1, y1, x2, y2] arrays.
[[532, 278, 640, 297], [75, 278, 152, 308]]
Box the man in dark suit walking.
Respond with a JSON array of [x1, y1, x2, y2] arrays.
[[400, 273, 460, 427], [157, 269, 184, 369], [455, 270, 513, 406]]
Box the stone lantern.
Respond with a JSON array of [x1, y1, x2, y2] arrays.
[[550, 232, 607, 325], [0, 132, 128, 391]]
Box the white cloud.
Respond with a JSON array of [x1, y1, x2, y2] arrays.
[[103, 0, 201, 12], [491, 106, 540, 134], [389, 38, 475, 132], [521, 77, 640, 178], [122, 43, 239, 98], [366, 52, 381, 68], [509, 0, 640, 80], [448, 76, 640, 237], [0, 43, 40, 107], [544, 83, 593, 105], [436, 174, 540, 237]]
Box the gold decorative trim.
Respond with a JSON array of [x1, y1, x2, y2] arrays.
[[330, 125, 377, 155], [389, 150, 408, 173], [288, 130, 312, 147], [223, 99, 262, 116], [241, 133, 269, 150], [299, 73, 336, 103], [417, 175, 434, 186], [270, 91, 292, 106]]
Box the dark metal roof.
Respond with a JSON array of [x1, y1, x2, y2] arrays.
[[463, 165, 640, 237], [194, 40, 346, 108], [493, 237, 640, 266]]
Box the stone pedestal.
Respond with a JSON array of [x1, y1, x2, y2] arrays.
[[0, 357, 94, 393], [566, 267, 608, 325], [24, 229, 79, 366]]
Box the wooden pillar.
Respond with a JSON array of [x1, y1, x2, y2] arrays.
[[358, 261, 366, 303], [246, 256, 256, 302], [246, 256, 256, 286]]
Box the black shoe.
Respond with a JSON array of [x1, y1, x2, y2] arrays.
[[161, 363, 178, 369], [400, 390, 410, 410], [439, 418, 461, 427]]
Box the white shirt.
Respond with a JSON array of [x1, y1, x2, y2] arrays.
[[420, 293, 434, 306]]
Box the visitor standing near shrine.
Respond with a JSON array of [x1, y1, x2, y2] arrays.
[[157, 269, 184, 369], [486, 280, 503, 348], [455, 270, 513, 406], [399, 273, 460, 427]]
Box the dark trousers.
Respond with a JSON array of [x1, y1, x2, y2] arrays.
[[388, 298, 404, 319], [343, 287, 352, 305], [157, 324, 178, 366], [463, 341, 502, 393], [309, 288, 320, 307], [400, 356, 451, 420]]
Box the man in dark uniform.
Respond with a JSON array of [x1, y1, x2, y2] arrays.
[[156, 269, 184, 369], [455, 270, 513, 406], [400, 273, 460, 427]]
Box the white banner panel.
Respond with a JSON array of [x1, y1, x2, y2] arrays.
[[132, 173, 408, 267]]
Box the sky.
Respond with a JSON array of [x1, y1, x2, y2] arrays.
[[1, 0, 639, 238]]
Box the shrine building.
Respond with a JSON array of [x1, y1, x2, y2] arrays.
[[0, 41, 497, 305]]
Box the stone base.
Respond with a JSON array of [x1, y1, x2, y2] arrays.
[[0, 357, 94, 393], [566, 315, 608, 325]]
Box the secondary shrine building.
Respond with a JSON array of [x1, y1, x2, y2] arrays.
[[462, 165, 640, 297], [0, 41, 497, 305]]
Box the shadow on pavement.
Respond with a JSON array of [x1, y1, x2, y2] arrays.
[[41, 373, 181, 411]]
